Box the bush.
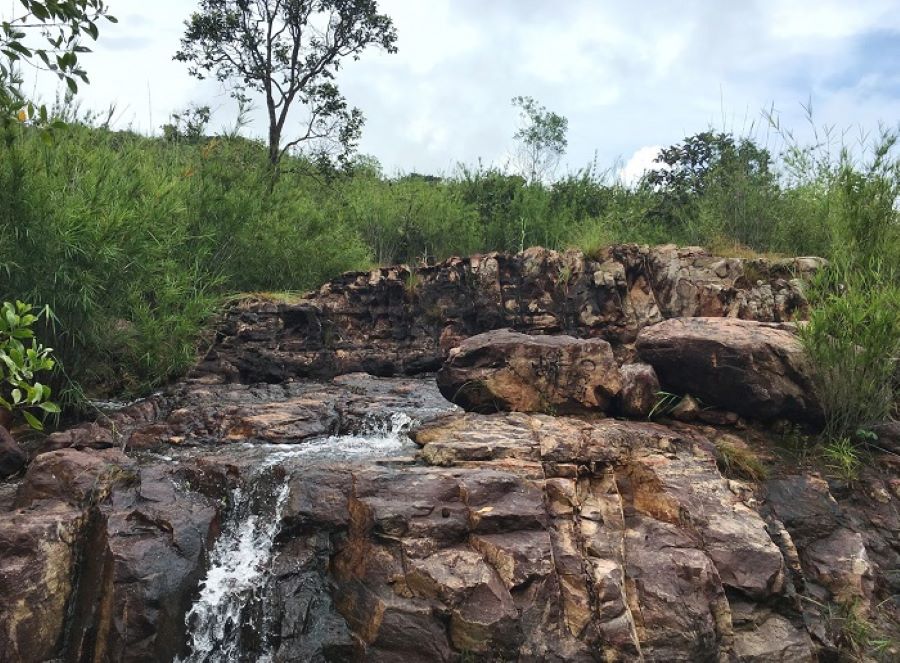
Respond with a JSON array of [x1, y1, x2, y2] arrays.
[[0, 108, 896, 416], [0, 301, 59, 430], [800, 260, 899, 440]]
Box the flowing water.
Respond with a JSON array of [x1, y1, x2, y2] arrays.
[[177, 413, 417, 662]]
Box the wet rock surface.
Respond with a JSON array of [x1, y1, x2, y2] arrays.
[[2, 375, 897, 661], [2, 246, 898, 662]]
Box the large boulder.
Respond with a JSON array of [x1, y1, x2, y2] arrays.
[[437, 329, 621, 413], [636, 317, 821, 423]]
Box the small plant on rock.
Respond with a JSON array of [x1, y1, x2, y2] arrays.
[[648, 391, 681, 419], [714, 436, 767, 481], [822, 437, 862, 483], [0, 301, 60, 431]]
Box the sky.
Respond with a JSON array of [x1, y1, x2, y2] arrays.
[[14, 0, 900, 181]]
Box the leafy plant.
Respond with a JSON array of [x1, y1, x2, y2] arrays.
[[799, 260, 899, 440], [1, 0, 116, 122], [0, 301, 60, 430], [511, 95, 568, 183]]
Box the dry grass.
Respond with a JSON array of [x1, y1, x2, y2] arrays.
[[714, 435, 768, 481], [706, 236, 785, 261]]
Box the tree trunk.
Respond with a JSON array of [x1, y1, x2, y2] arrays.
[[267, 127, 282, 192]]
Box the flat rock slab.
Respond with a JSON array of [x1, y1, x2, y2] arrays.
[[437, 329, 621, 414], [636, 317, 821, 423]]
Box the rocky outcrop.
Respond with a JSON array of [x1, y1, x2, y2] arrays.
[[636, 317, 822, 423], [436, 329, 621, 414], [2, 374, 897, 661], [4, 245, 898, 662], [194, 245, 818, 383]]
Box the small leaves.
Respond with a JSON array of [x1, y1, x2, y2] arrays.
[[0, 301, 61, 431], [2, 1, 116, 124]]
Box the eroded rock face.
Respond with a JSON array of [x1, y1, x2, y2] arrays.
[[636, 317, 821, 422], [618, 363, 660, 418], [4, 246, 899, 662], [193, 245, 817, 383], [2, 375, 898, 661], [436, 329, 621, 414]]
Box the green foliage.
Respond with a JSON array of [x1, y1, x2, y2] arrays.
[[821, 437, 862, 482], [0, 121, 370, 399], [800, 261, 899, 441], [0, 102, 897, 420], [1, 0, 116, 121], [0, 301, 59, 430], [162, 104, 211, 143], [795, 129, 900, 441], [175, 0, 397, 170]]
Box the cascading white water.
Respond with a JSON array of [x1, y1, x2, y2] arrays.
[[177, 413, 416, 662]]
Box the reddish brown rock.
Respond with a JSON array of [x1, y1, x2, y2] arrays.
[[437, 329, 621, 414], [192, 245, 816, 383], [617, 362, 660, 418], [636, 317, 821, 423]]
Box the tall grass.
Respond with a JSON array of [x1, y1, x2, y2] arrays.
[[0, 108, 897, 425], [792, 129, 900, 440]]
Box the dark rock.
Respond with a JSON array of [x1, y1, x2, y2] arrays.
[[0, 426, 27, 479], [617, 363, 660, 418], [873, 421, 900, 454], [636, 317, 822, 423], [670, 394, 701, 422], [437, 329, 621, 414]]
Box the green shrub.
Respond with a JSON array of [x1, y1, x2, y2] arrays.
[[0, 301, 60, 430], [800, 260, 899, 440]]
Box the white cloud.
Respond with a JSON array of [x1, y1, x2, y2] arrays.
[[620, 146, 664, 186], [15, 0, 900, 174]]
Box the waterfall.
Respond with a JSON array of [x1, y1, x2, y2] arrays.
[[177, 412, 416, 662]]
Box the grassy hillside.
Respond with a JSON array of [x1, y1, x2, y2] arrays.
[[0, 116, 897, 421]]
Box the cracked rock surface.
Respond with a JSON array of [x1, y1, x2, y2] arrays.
[[1, 246, 897, 662]]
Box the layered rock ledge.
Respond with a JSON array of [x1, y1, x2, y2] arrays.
[[194, 244, 820, 383]]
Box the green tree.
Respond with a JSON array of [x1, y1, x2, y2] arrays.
[[642, 131, 780, 247], [1, 0, 116, 121], [176, 0, 397, 174], [511, 95, 568, 183], [644, 131, 773, 202]]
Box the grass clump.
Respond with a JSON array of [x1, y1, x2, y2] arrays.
[[714, 435, 768, 481], [795, 130, 900, 443]]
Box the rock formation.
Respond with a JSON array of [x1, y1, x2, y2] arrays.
[[436, 329, 621, 414], [1, 245, 897, 662]]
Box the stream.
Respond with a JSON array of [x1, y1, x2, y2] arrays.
[[177, 413, 418, 662]]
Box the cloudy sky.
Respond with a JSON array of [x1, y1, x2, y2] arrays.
[[16, 0, 900, 180]]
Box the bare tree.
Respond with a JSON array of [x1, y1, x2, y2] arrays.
[[511, 95, 569, 183]]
